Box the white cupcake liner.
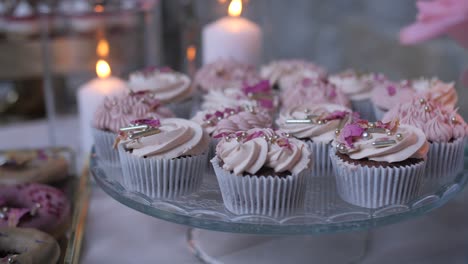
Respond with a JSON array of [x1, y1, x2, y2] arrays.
[[425, 138, 465, 180], [92, 128, 120, 165], [118, 145, 207, 199], [167, 98, 194, 119], [330, 151, 425, 209], [305, 140, 333, 177], [372, 104, 387, 121], [350, 98, 375, 121], [211, 157, 308, 218]]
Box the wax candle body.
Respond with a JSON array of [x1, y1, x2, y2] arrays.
[[77, 77, 127, 155], [202, 16, 262, 66]]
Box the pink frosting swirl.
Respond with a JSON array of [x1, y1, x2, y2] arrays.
[[128, 67, 193, 103], [383, 97, 467, 142], [122, 118, 210, 159], [411, 77, 458, 107], [277, 104, 352, 143], [334, 121, 429, 163], [329, 70, 385, 100], [194, 59, 261, 92], [260, 59, 327, 90], [216, 129, 310, 175], [280, 78, 350, 109], [371, 80, 416, 110], [93, 92, 175, 133]]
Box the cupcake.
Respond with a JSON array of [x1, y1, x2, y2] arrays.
[[118, 118, 209, 199], [330, 120, 429, 208], [212, 128, 311, 217], [3, 1, 40, 39], [280, 78, 351, 110], [411, 77, 458, 108], [194, 59, 260, 92], [329, 70, 385, 120], [93, 92, 174, 168], [201, 80, 276, 112], [260, 59, 327, 90], [276, 104, 353, 176], [371, 80, 415, 120], [128, 66, 194, 118], [192, 106, 272, 159], [383, 97, 466, 181]]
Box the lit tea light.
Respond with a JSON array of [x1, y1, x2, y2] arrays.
[[77, 58, 127, 156], [202, 0, 262, 65]]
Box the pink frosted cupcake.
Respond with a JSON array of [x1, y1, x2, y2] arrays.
[[128, 66, 193, 118], [329, 70, 386, 120], [330, 120, 429, 208], [280, 78, 350, 110], [276, 103, 352, 176], [260, 59, 327, 90], [194, 59, 260, 92], [371, 80, 416, 120], [201, 80, 276, 113], [117, 118, 210, 199], [93, 92, 174, 166], [383, 97, 467, 180], [411, 77, 458, 108], [212, 128, 311, 217], [192, 106, 272, 160]]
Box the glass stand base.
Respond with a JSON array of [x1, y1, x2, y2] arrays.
[[187, 228, 371, 264]]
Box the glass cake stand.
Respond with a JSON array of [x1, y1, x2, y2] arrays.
[[91, 149, 468, 263]]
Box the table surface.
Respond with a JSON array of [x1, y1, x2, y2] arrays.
[[2, 116, 468, 264]]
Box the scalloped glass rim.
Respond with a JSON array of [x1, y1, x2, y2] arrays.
[[91, 148, 468, 235]]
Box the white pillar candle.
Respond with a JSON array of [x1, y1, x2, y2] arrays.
[[202, 0, 262, 66], [77, 60, 127, 156]]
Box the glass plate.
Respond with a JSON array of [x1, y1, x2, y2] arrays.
[[91, 149, 468, 235]]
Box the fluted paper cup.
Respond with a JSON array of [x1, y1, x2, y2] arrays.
[[426, 137, 465, 180], [99, 160, 123, 182], [351, 98, 375, 121], [330, 151, 425, 209], [167, 98, 194, 119], [92, 128, 120, 165], [305, 140, 332, 177], [211, 157, 308, 218], [118, 145, 207, 199]]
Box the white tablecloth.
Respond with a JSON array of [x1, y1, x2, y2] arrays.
[[2, 116, 468, 264]]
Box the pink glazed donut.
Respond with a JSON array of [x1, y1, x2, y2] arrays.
[[0, 183, 70, 238]]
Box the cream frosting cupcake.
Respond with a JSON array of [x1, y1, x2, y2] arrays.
[[212, 128, 311, 217], [371, 80, 416, 120], [3, 1, 40, 38], [383, 97, 466, 180], [118, 118, 209, 199], [329, 70, 385, 120], [280, 78, 350, 110], [411, 77, 458, 108], [201, 80, 276, 112], [128, 66, 193, 118], [92, 92, 174, 166], [330, 120, 429, 208], [194, 59, 260, 92], [276, 103, 353, 176], [260, 59, 327, 90]]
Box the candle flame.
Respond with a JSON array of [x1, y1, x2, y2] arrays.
[[96, 60, 111, 79], [94, 4, 104, 13], [228, 0, 242, 17], [186, 45, 196, 61], [97, 39, 109, 57]]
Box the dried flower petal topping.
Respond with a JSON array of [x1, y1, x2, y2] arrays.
[[130, 118, 161, 128], [242, 80, 274, 109], [322, 110, 350, 122], [339, 124, 365, 148], [387, 85, 397, 96]]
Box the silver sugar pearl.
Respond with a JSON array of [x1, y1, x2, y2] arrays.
[[451, 116, 458, 124], [337, 144, 347, 153], [304, 109, 310, 113], [396, 133, 403, 140], [386, 131, 392, 136], [285, 133, 290, 138], [424, 105, 431, 112], [7, 255, 17, 264], [241, 132, 247, 137], [0, 212, 5, 219], [362, 132, 372, 139], [419, 98, 426, 104], [217, 116, 223, 121], [334, 129, 340, 136], [229, 111, 236, 115], [317, 120, 323, 125], [2, 207, 8, 213], [368, 123, 375, 128]]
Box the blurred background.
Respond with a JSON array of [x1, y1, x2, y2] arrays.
[[0, 0, 466, 151]]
